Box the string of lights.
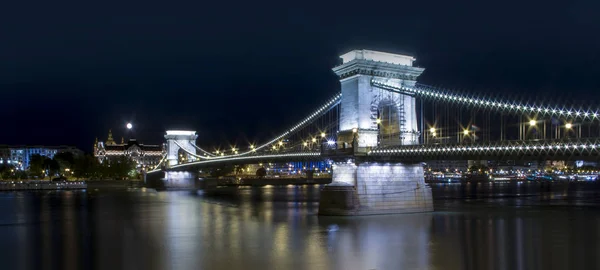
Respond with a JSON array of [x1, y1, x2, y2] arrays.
[[371, 80, 599, 120], [370, 139, 600, 156], [194, 93, 342, 160], [168, 152, 321, 169]]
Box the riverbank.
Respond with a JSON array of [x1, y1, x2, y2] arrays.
[[86, 180, 144, 189], [0, 180, 86, 191]]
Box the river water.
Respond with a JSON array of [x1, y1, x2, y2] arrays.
[[0, 182, 599, 270]]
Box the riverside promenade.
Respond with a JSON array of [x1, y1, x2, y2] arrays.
[[0, 180, 87, 191]]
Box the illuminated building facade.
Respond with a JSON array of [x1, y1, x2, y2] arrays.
[[94, 129, 165, 171], [0, 145, 83, 170]]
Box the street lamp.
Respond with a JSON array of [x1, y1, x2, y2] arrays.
[[463, 129, 469, 136], [320, 132, 326, 138], [529, 120, 536, 126], [565, 123, 573, 129], [430, 127, 436, 133]]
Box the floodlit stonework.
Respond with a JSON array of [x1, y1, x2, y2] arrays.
[[319, 49, 433, 216], [319, 162, 433, 215], [165, 130, 198, 166], [333, 49, 424, 147]]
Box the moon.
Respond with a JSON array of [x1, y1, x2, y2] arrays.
[[126, 123, 133, 129]]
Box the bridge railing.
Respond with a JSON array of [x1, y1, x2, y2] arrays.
[[369, 137, 600, 159]]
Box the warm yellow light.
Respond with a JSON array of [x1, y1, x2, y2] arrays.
[[220, 153, 224, 156], [463, 130, 469, 135], [376, 118, 381, 124], [250, 145, 254, 149], [303, 142, 308, 146], [279, 141, 283, 146], [529, 120, 536, 126], [352, 128, 357, 133], [429, 127, 436, 133], [320, 132, 326, 138], [311, 138, 316, 143], [272, 145, 277, 150], [565, 123, 572, 129]]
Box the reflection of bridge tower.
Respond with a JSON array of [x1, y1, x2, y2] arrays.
[[319, 49, 433, 216], [334, 49, 424, 148], [164, 130, 198, 167]]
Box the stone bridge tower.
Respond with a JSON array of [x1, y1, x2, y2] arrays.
[[319, 49, 433, 216], [164, 130, 198, 166], [333, 49, 424, 148]]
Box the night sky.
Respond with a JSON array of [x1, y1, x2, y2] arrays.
[[2, 0, 600, 153]]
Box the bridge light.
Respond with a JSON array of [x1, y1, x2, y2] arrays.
[[321, 132, 326, 138], [529, 120, 536, 126], [303, 142, 308, 146], [311, 138, 317, 143], [463, 130, 469, 136], [278, 141, 283, 146], [429, 127, 436, 133], [565, 123, 573, 129], [327, 140, 335, 145], [250, 144, 255, 149], [376, 118, 381, 124], [272, 145, 277, 150]]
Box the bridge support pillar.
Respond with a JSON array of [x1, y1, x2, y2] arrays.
[[146, 170, 198, 190], [163, 171, 198, 190], [319, 161, 433, 215]]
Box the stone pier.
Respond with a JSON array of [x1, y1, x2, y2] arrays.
[[145, 170, 198, 190], [319, 161, 433, 215]]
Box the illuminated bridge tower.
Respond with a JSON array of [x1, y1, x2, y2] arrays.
[[319, 49, 433, 216], [165, 130, 198, 167]]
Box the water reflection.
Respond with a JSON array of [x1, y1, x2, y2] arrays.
[[0, 185, 598, 270]]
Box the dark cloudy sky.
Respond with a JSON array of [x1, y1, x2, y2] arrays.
[[1, 0, 599, 152]]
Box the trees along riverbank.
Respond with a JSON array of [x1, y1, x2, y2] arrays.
[[0, 153, 138, 181]]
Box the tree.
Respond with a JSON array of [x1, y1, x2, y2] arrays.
[[468, 165, 489, 174], [29, 154, 47, 178], [54, 152, 75, 175], [210, 166, 234, 177], [256, 167, 267, 178], [44, 158, 60, 177], [73, 155, 101, 179], [0, 165, 15, 180]]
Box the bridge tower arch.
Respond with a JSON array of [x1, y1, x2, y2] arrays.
[[377, 97, 403, 146], [164, 130, 198, 166], [333, 49, 424, 148]]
